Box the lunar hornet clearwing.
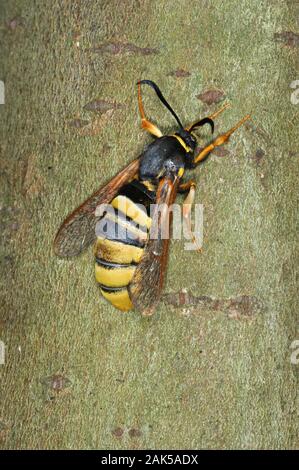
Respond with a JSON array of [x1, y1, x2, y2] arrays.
[[54, 80, 250, 315]]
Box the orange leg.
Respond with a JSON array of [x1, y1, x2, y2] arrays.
[[194, 114, 251, 165], [137, 82, 163, 137], [179, 179, 196, 192], [182, 182, 202, 253]]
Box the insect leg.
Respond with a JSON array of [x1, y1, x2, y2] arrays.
[[194, 114, 250, 165], [137, 82, 163, 137], [178, 179, 196, 193], [182, 181, 202, 253]]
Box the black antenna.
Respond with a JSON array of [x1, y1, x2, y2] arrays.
[[137, 80, 183, 129]]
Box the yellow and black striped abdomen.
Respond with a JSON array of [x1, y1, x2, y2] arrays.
[[94, 190, 152, 311]]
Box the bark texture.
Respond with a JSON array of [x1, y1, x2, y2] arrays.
[[0, 0, 298, 449]]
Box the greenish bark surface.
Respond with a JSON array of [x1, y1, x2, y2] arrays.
[[0, 0, 298, 449]]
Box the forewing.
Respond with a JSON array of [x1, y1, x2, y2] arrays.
[[128, 176, 179, 315], [54, 158, 140, 257]]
